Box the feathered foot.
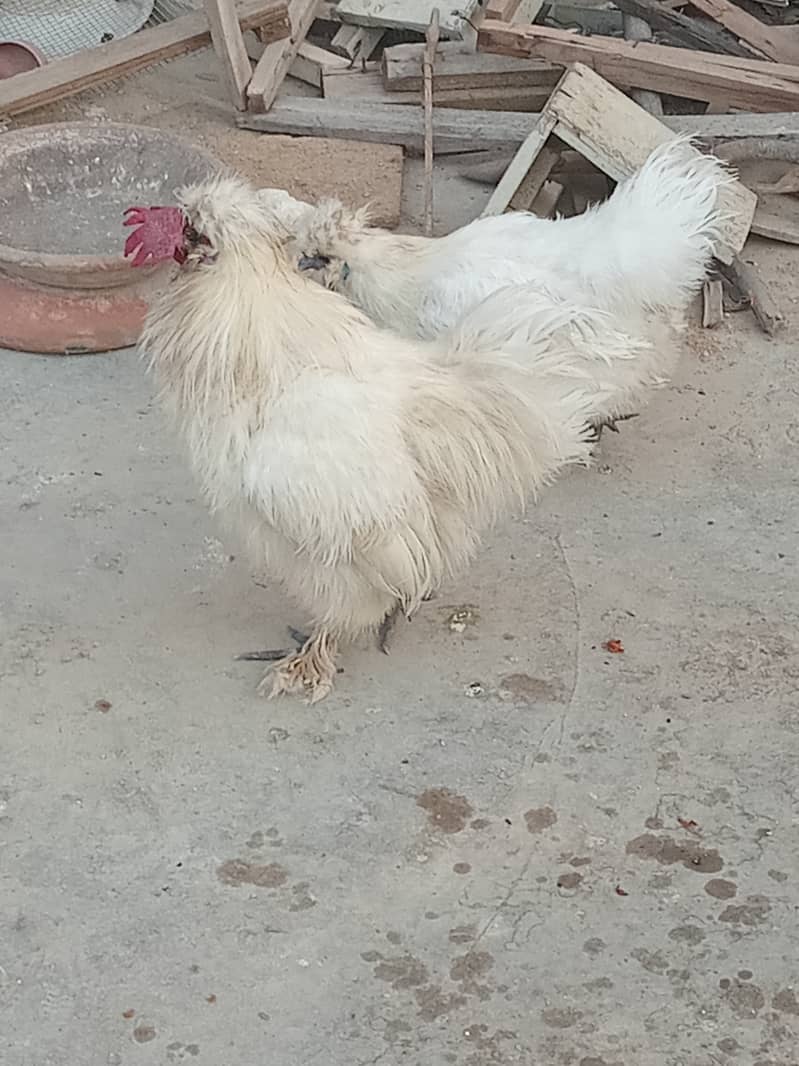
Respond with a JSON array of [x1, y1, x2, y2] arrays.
[[589, 411, 640, 444], [235, 627, 309, 662], [260, 629, 338, 704]]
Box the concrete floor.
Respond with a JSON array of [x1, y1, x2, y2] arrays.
[[2, 56, 799, 1060]]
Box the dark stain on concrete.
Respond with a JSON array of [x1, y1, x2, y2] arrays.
[[132, 1025, 156, 1044], [632, 948, 668, 974], [364, 951, 429, 990], [416, 788, 473, 833], [721, 977, 766, 1018], [570, 856, 592, 867], [541, 1006, 582, 1029], [718, 895, 771, 927], [626, 833, 723, 873], [768, 868, 789, 883], [705, 877, 737, 899], [470, 818, 490, 830], [449, 924, 477, 944], [289, 882, 316, 911], [717, 1038, 740, 1054], [557, 871, 582, 890], [386, 931, 402, 945], [217, 860, 288, 889], [499, 673, 563, 703], [414, 985, 467, 1021], [668, 925, 706, 945], [453, 862, 471, 875], [524, 806, 557, 834], [450, 950, 495, 999], [774, 988, 799, 1015], [583, 937, 606, 957]]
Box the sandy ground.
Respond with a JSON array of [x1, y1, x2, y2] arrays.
[[2, 45, 799, 1066]]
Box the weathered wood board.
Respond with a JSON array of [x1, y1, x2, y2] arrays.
[[335, 0, 480, 39]]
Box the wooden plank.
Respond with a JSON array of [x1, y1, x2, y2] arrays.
[[0, 0, 289, 119], [545, 64, 756, 261], [722, 258, 785, 335], [239, 99, 799, 153], [486, 0, 523, 19], [383, 41, 562, 92], [290, 41, 350, 88], [687, 0, 799, 65], [324, 67, 552, 110], [702, 279, 724, 327], [482, 110, 558, 214], [238, 97, 541, 151], [335, 0, 480, 40], [623, 12, 663, 115], [205, 0, 253, 110], [247, 0, 319, 111], [477, 21, 799, 111], [610, 0, 757, 58], [509, 143, 560, 210], [331, 23, 385, 59]]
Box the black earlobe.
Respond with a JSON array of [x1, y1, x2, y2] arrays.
[[298, 254, 331, 271]]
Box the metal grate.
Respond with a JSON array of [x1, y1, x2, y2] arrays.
[[0, 0, 155, 59]]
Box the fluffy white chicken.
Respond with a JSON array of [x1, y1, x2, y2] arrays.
[[128, 174, 658, 702], [282, 139, 731, 420]]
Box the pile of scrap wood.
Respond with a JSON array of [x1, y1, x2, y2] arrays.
[[233, 0, 799, 334]]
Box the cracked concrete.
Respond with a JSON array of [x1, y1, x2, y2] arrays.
[[2, 45, 799, 1066]]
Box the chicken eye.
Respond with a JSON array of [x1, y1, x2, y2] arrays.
[[184, 223, 199, 242]]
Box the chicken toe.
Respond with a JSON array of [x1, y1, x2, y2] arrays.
[[262, 629, 338, 703]]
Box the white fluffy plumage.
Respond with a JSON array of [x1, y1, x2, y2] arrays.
[[288, 138, 732, 416], [141, 174, 654, 702]]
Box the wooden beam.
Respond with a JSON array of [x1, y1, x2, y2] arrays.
[[324, 66, 553, 110], [239, 99, 799, 153], [423, 9, 441, 236], [0, 0, 289, 119], [686, 0, 799, 65], [335, 0, 481, 39], [382, 41, 562, 92], [247, 0, 319, 112], [205, 0, 253, 110], [477, 21, 799, 111]]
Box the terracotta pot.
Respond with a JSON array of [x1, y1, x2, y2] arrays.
[[0, 40, 46, 79]]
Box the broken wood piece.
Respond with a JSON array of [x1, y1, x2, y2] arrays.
[[290, 41, 351, 88], [247, 0, 319, 111], [205, 0, 253, 110], [486, 0, 523, 19], [481, 111, 558, 215], [423, 9, 441, 237], [610, 0, 758, 58], [686, 0, 799, 65], [382, 42, 563, 92], [476, 21, 799, 111], [331, 23, 385, 60], [721, 257, 785, 336], [528, 178, 563, 217], [509, 144, 561, 210], [0, 0, 289, 119], [702, 278, 725, 327], [325, 65, 552, 109], [750, 208, 799, 246], [335, 0, 479, 39]]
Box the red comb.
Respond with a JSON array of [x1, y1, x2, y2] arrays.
[[123, 205, 186, 267]]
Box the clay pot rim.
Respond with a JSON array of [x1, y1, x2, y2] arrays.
[[0, 39, 47, 69], [0, 120, 220, 286]]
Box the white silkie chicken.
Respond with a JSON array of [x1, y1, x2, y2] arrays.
[[277, 138, 731, 424], [125, 174, 662, 703]]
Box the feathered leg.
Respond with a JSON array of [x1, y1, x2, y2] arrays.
[[588, 411, 640, 444], [261, 628, 339, 704]]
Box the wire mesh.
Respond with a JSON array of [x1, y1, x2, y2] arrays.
[[0, 0, 208, 60]]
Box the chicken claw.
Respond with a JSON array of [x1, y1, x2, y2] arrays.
[[261, 629, 338, 703], [589, 411, 640, 444], [378, 605, 401, 655], [235, 626, 308, 662]]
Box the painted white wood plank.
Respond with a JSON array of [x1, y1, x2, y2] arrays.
[[336, 0, 480, 40]]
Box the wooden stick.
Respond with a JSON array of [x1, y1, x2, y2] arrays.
[[702, 279, 724, 328], [477, 21, 799, 111], [623, 13, 663, 115], [0, 0, 289, 119], [205, 0, 253, 110], [423, 9, 440, 237]]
